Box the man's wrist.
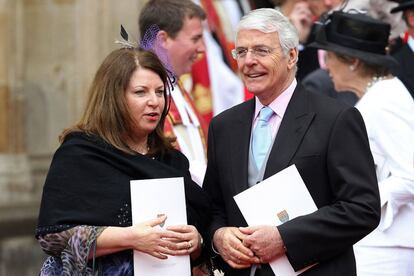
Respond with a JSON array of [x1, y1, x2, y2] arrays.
[[198, 233, 204, 249], [211, 228, 223, 256], [275, 226, 287, 254], [211, 241, 220, 255]]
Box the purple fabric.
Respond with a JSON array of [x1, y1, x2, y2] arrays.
[[140, 24, 177, 91]]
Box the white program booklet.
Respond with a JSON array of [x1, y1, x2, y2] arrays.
[[234, 165, 318, 276], [130, 177, 191, 276]]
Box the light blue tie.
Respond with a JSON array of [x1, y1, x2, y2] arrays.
[[252, 106, 274, 169]]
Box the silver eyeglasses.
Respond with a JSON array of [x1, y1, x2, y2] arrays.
[[231, 46, 276, 60]]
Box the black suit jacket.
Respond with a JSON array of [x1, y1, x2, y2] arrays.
[[302, 68, 358, 106], [203, 84, 380, 276], [392, 44, 414, 99]]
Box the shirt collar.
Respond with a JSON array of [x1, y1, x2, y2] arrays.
[[254, 78, 297, 120], [408, 35, 414, 53]]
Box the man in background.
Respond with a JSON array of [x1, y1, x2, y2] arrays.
[[390, 0, 414, 97], [139, 0, 208, 185]]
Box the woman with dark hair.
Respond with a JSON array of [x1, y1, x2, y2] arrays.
[[311, 11, 414, 276], [36, 47, 210, 275]]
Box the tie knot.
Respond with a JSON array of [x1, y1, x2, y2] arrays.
[[259, 106, 274, 122]]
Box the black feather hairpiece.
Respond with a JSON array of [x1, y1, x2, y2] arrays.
[[114, 25, 136, 49], [120, 25, 129, 41]]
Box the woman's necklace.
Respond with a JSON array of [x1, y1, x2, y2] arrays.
[[365, 75, 385, 94], [131, 143, 149, 155]]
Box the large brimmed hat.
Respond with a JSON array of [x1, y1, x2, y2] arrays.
[[390, 0, 414, 13], [309, 11, 397, 67]]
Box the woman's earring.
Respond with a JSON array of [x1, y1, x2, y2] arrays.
[[349, 65, 355, 71]]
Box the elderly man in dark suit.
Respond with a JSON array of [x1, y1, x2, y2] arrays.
[[203, 8, 380, 276], [390, 0, 414, 98]]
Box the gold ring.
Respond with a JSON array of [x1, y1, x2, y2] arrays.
[[188, 241, 193, 249]]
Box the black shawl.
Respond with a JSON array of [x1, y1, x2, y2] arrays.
[[36, 132, 210, 236]]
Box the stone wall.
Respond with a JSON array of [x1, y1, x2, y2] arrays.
[[0, 0, 145, 274]]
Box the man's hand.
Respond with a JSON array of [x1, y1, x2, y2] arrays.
[[213, 227, 260, 269], [289, 1, 313, 44], [239, 226, 285, 263]]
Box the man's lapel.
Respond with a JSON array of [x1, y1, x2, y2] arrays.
[[265, 85, 315, 177], [230, 99, 255, 193]]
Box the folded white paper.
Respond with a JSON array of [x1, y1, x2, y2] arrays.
[[130, 177, 191, 276], [234, 165, 317, 275]]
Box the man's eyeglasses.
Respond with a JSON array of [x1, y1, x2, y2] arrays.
[[231, 46, 276, 60]]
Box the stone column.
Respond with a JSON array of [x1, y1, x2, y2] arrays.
[[0, 0, 146, 273], [0, 0, 41, 273], [0, 0, 11, 153], [0, 0, 32, 203]]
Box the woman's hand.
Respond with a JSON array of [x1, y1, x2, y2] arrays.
[[165, 224, 203, 260], [93, 215, 171, 259], [128, 215, 178, 259], [127, 217, 203, 260]]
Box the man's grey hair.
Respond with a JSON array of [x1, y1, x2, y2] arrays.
[[236, 8, 299, 55]]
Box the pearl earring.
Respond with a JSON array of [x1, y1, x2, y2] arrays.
[[349, 65, 355, 71]]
